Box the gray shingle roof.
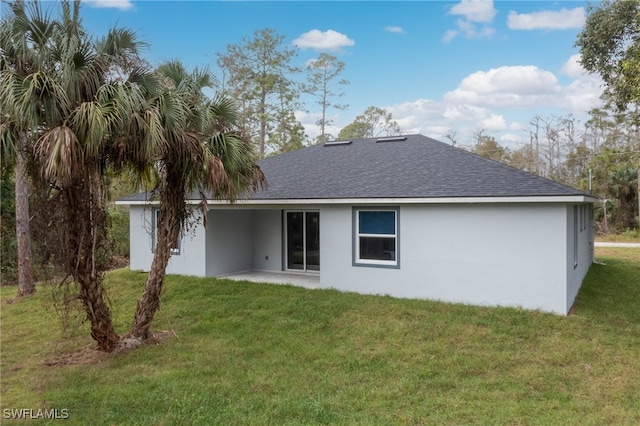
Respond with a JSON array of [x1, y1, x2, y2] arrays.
[[252, 134, 587, 199], [118, 134, 589, 203]]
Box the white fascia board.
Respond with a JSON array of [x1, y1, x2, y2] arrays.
[[116, 195, 600, 206]]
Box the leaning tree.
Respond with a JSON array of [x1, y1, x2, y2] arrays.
[[127, 61, 266, 342]]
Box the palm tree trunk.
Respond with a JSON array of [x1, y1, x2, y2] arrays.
[[128, 183, 182, 340], [78, 270, 120, 352], [66, 169, 119, 352], [15, 133, 35, 296]]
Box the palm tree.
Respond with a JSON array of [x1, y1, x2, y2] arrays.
[[2, 0, 150, 351], [0, 0, 58, 296], [127, 62, 266, 341]]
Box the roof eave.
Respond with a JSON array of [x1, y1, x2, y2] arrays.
[[116, 195, 601, 206]]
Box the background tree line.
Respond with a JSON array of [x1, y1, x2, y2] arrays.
[[460, 0, 640, 234], [458, 107, 639, 233]]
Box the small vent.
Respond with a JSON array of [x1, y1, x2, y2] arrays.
[[376, 136, 407, 143], [324, 140, 352, 146]]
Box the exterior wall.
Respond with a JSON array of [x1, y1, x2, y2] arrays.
[[205, 209, 253, 276], [130, 201, 592, 314], [129, 205, 154, 272], [320, 203, 571, 314], [566, 203, 594, 312], [128, 205, 207, 276], [251, 209, 283, 272]]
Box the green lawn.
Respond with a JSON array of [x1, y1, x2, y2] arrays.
[[1, 248, 639, 425]]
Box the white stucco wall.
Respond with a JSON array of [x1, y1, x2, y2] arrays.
[[566, 204, 594, 311], [130, 201, 592, 314], [206, 209, 253, 276], [320, 203, 571, 314], [251, 209, 283, 272], [129, 205, 153, 272], [128, 205, 207, 276]]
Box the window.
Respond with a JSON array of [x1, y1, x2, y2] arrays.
[[152, 209, 181, 255], [354, 208, 399, 267]]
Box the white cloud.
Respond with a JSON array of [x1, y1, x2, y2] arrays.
[[561, 53, 586, 79], [293, 30, 355, 51], [386, 99, 508, 142], [444, 1, 496, 42], [384, 26, 406, 34], [83, 0, 134, 10], [443, 19, 495, 42], [500, 133, 525, 145], [376, 57, 604, 149], [449, 0, 497, 23], [507, 7, 585, 30], [442, 29, 459, 43], [444, 65, 561, 107], [561, 74, 604, 114]]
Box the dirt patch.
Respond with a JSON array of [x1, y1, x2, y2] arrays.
[[44, 330, 175, 367], [44, 346, 111, 367]]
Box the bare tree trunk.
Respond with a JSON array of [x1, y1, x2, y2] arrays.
[[15, 133, 35, 296], [258, 92, 267, 159], [128, 182, 182, 340]]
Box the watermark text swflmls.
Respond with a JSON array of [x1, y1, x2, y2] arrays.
[[3, 408, 69, 420]]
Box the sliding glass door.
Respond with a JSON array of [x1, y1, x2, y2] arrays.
[[286, 211, 319, 272]]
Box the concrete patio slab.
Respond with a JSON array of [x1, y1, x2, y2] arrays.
[[221, 271, 321, 289]]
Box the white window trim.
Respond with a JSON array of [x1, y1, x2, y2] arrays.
[[353, 207, 399, 268], [152, 209, 181, 255]]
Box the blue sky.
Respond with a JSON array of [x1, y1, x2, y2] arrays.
[[62, 1, 603, 148]]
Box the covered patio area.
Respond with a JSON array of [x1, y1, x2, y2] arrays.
[[221, 271, 321, 289]]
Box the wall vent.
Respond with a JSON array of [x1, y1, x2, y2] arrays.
[[376, 136, 407, 143], [324, 140, 352, 146]]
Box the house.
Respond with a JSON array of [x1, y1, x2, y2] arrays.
[[117, 134, 597, 315]]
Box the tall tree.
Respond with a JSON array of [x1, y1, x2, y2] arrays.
[[304, 53, 349, 143], [127, 62, 266, 342], [217, 28, 300, 158], [338, 106, 401, 140], [0, 0, 53, 296], [608, 164, 639, 229], [577, 0, 640, 111], [1, 0, 153, 351]]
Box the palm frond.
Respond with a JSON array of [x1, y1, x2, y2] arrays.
[[35, 125, 82, 186], [0, 120, 20, 165], [69, 101, 113, 157], [156, 60, 188, 90], [207, 94, 238, 128], [191, 66, 215, 91], [98, 27, 147, 57]]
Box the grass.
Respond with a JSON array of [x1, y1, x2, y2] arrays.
[[595, 229, 640, 243], [1, 248, 640, 425]]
